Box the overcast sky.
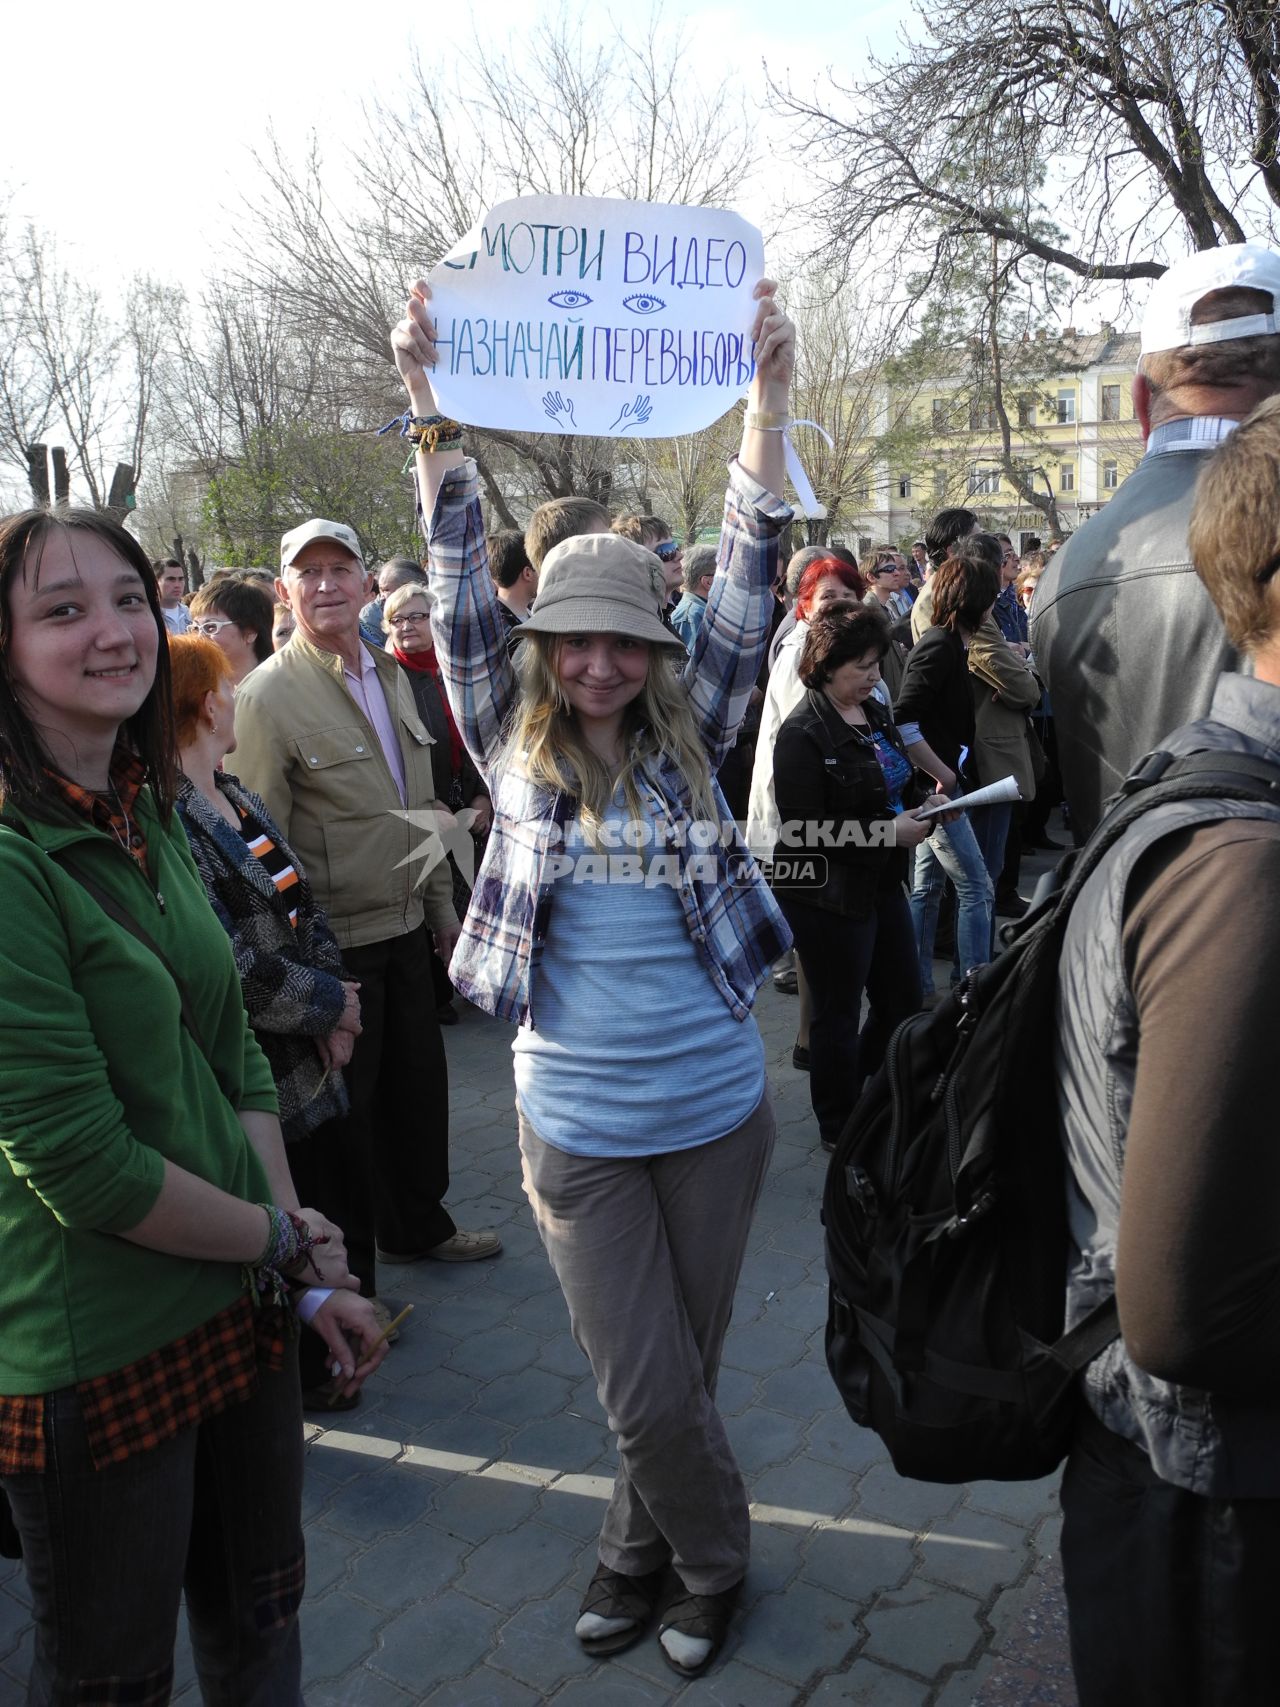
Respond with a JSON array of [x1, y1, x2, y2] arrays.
[[5, 0, 917, 296]]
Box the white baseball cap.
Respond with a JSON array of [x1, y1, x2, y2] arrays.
[[1140, 242, 1280, 356], [279, 518, 365, 571]]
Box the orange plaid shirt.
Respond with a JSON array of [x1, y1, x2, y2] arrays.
[[0, 752, 285, 1475]]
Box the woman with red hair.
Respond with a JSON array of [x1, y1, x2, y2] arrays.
[[170, 635, 374, 1408]]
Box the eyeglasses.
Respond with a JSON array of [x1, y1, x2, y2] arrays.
[[654, 541, 681, 562], [388, 611, 430, 627], [191, 618, 239, 637]]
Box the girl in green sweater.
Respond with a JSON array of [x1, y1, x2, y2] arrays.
[[0, 508, 385, 1701]]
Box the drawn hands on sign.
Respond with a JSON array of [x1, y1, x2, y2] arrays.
[[609, 394, 654, 434], [542, 391, 578, 428]]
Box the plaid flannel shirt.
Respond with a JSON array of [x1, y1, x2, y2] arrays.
[[426, 457, 794, 1027]]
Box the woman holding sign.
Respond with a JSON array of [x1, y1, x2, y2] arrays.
[[392, 277, 794, 1678]]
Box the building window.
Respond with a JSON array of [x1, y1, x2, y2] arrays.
[[1101, 384, 1121, 422], [967, 467, 1001, 497], [1017, 395, 1036, 427], [932, 468, 947, 499], [898, 474, 912, 499], [853, 480, 870, 504], [1059, 463, 1076, 492], [932, 398, 947, 429], [1103, 460, 1119, 491], [1057, 390, 1077, 425]]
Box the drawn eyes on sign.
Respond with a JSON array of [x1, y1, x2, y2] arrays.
[[547, 290, 593, 310], [623, 294, 666, 316]]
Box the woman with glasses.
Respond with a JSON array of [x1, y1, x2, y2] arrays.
[[188, 573, 275, 684], [383, 581, 491, 1022]]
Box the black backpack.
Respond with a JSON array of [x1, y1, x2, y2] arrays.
[[823, 747, 1280, 1484]]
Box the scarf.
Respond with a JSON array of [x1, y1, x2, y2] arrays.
[[394, 646, 463, 780]]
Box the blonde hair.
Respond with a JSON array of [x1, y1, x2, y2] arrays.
[[1188, 393, 1280, 653], [382, 580, 435, 628], [502, 632, 717, 838]]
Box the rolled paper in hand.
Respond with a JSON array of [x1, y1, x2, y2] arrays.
[[913, 775, 1022, 821]]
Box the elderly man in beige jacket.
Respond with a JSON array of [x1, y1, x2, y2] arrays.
[[235, 518, 500, 1384]]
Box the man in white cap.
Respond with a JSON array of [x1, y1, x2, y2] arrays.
[[234, 516, 501, 1401], [1031, 242, 1280, 837]]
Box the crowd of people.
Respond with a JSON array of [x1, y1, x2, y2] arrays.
[[2, 237, 1280, 1703]]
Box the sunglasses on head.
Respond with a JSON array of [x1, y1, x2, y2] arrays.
[[654, 541, 680, 562]]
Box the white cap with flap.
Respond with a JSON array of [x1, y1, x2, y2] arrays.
[[1140, 242, 1280, 357]]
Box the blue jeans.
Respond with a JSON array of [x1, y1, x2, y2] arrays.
[[910, 815, 994, 995], [3, 1342, 305, 1706]]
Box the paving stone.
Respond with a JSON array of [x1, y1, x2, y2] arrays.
[[757, 1358, 842, 1420], [347, 1525, 469, 1610], [551, 1670, 672, 1704], [459, 1522, 581, 1609], [306, 1673, 417, 1706], [671, 1656, 800, 1704], [802, 1518, 917, 1605], [725, 1406, 806, 1475], [507, 1289, 572, 1337], [298, 1590, 387, 1680], [373, 1591, 502, 1691], [534, 1331, 591, 1379], [721, 1319, 811, 1376], [507, 1414, 609, 1475], [378, 1371, 482, 1426], [490, 1585, 596, 1692], [749, 1456, 858, 1527], [806, 1661, 931, 1704], [739, 1250, 812, 1294], [732, 1578, 858, 1685], [854, 1463, 965, 1531], [932, 1655, 1002, 1707], [739, 1519, 806, 1603], [424, 1286, 518, 1338], [1035, 1513, 1064, 1558], [446, 1325, 541, 1379], [367, 1327, 461, 1383], [484, 1256, 561, 1297], [304, 1523, 355, 1597], [407, 1413, 512, 1468], [766, 1217, 825, 1260], [426, 1470, 543, 1542], [306, 1432, 403, 1482], [320, 1463, 436, 1543], [755, 1281, 828, 1335], [805, 1411, 890, 1475], [964, 1473, 1061, 1526], [473, 1368, 576, 1425], [0, 1592, 29, 1662], [713, 1363, 759, 1417], [423, 1666, 542, 1706], [539, 1471, 612, 1539], [862, 1583, 984, 1679], [918, 1510, 1028, 1597]]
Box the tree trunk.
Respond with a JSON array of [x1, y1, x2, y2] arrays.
[[105, 462, 137, 523], [50, 447, 70, 511], [26, 445, 49, 508]]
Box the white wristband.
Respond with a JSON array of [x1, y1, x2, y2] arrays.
[[294, 1287, 334, 1325]]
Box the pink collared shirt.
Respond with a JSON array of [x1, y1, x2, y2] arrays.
[[342, 645, 407, 805]]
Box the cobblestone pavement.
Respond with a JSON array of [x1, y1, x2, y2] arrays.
[[0, 870, 1076, 1706]]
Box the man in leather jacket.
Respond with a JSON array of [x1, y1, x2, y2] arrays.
[[1031, 244, 1280, 838]]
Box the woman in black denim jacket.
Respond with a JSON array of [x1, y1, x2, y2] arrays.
[[770, 608, 936, 1148]]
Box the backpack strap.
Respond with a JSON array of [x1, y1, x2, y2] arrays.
[[1056, 747, 1280, 919]]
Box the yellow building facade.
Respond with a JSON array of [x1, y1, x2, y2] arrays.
[[844, 328, 1145, 554]]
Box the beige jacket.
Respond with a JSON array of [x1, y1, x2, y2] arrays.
[[909, 582, 1041, 799], [232, 633, 456, 948]]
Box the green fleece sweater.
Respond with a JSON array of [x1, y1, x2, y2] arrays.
[[0, 791, 279, 1395]]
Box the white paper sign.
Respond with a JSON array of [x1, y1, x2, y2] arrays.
[[425, 194, 764, 439]]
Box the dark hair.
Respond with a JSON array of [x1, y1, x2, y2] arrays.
[[189, 573, 275, 664], [824, 543, 861, 573], [925, 507, 978, 567], [931, 538, 1001, 632], [798, 607, 890, 689], [794, 555, 865, 619], [153, 557, 183, 575], [490, 528, 532, 590], [0, 509, 177, 823]]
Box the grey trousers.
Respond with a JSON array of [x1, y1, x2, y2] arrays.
[[519, 1093, 776, 1595]]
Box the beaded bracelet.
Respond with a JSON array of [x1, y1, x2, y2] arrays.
[[247, 1206, 327, 1310]]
